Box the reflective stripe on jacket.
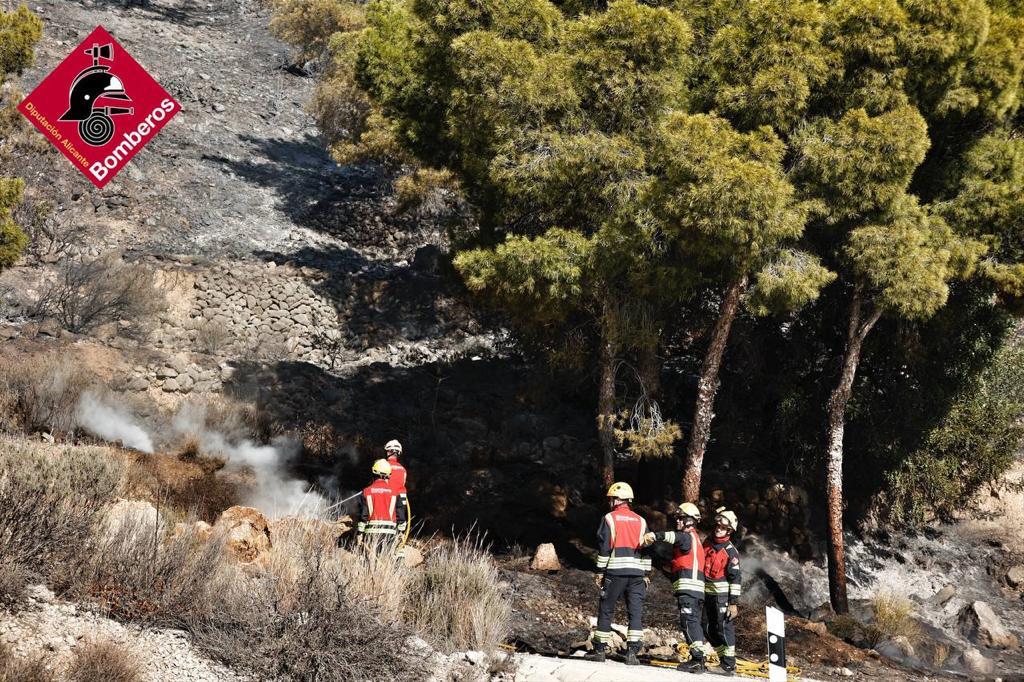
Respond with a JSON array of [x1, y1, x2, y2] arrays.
[[357, 479, 407, 535], [655, 528, 705, 596], [703, 536, 741, 604], [595, 504, 652, 576]]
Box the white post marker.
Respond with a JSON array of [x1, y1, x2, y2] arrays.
[[766, 606, 787, 682]]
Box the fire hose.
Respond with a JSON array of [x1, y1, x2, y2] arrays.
[[645, 643, 800, 679]]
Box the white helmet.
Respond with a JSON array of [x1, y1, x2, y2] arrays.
[[385, 439, 403, 454]]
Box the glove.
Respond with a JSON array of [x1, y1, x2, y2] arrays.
[[726, 604, 738, 622], [594, 573, 605, 588], [643, 576, 651, 589], [641, 532, 656, 547]]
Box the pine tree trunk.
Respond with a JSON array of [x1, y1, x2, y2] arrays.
[[681, 274, 748, 503], [597, 304, 618, 489], [825, 289, 882, 614]]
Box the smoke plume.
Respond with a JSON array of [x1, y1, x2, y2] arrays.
[[76, 391, 154, 453], [172, 403, 328, 519]]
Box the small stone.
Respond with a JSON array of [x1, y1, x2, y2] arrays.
[[157, 366, 178, 379], [928, 585, 956, 606], [162, 378, 180, 392], [530, 543, 561, 572], [1006, 565, 1024, 589], [213, 103, 226, 112], [960, 647, 995, 675], [838, 667, 854, 677]]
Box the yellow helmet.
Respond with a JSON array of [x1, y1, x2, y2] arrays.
[[606, 482, 634, 501], [677, 502, 701, 520], [715, 507, 738, 532], [372, 459, 392, 477]]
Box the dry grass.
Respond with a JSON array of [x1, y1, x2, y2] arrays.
[[188, 530, 429, 681], [867, 592, 922, 648], [405, 535, 511, 654], [0, 642, 55, 682], [66, 639, 142, 682], [0, 356, 97, 436]]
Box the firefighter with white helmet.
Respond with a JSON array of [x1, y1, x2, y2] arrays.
[[702, 507, 742, 675], [384, 439, 410, 547], [642, 502, 708, 673], [356, 459, 407, 545], [586, 481, 651, 666]]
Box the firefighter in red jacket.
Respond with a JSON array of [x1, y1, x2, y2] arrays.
[[356, 459, 408, 545], [642, 502, 708, 673], [703, 507, 741, 676], [384, 440, 410, 539], [585, 482, 651, 666]]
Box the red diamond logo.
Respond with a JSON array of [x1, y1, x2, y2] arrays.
[[18, 26, 180, 188]]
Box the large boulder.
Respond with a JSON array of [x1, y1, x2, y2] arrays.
[[102, 499, 164, 541], [958, 601, 1020, 649], [214, 506, 272, 562]]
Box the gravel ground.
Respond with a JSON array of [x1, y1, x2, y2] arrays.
[[0, 585, 245, 681]]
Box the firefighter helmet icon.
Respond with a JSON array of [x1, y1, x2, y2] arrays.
[[58, 43, 134, 146]]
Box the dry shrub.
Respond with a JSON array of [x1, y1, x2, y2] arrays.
[[868, 593, 921, 647], [69, 515, 232, 626], [0, 356, 97, 436], [188, 532, 429, 681], [0, 642, 54, 682], [0, 440, 123, 576], [193, 319, 231, 355], [0, 560, 30, 608], [66, 639, 141, 682], [405, 535, 511, 653], [34, 253, 165, 335]]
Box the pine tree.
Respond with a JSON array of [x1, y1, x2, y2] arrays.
[[0, 3, 42, 272]]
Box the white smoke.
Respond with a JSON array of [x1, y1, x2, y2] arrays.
[[76, 392, 154, 453], [172, 404, 329, 519]]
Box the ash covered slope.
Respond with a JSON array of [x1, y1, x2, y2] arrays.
[[17, 0, 441, 263]]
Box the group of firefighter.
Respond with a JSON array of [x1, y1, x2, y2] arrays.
[[590, 481, 742, 675], [355, 447, 741, 674]]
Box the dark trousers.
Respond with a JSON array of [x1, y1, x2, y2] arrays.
[[704, 595, 736, 668], [594, 575, 646, 648], [676, 593, 705, 659]]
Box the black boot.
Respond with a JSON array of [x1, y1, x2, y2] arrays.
[[625, 642, 641, 666], [676, 656, 706, 673], [583, 643, 607, 663], [720, 656, 736, 676]]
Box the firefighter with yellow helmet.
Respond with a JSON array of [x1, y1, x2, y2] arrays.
[[586, 481, 651, 666], [356, 459, 407, 544], [642, 502, 708, 673]]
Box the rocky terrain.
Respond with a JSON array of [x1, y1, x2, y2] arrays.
[[2, 1, 1024, 681]]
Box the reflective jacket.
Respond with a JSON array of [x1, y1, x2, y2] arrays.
[[357, 479, 408, 536], [386, 455, 407, 496], [703, 535, 741, 604], [653, 527, 705, 596], [595, 503, 652, 577]]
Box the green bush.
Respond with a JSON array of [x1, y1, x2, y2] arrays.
[[882, 335, 1024, 525]]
